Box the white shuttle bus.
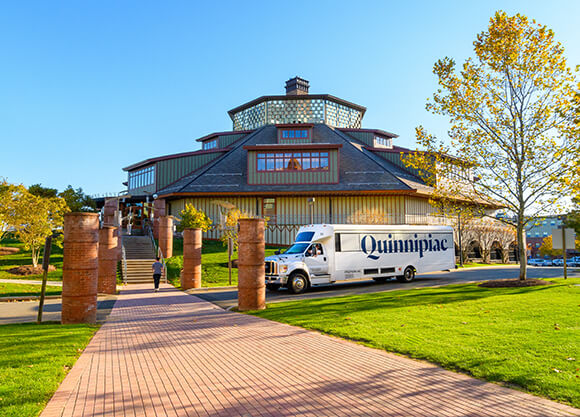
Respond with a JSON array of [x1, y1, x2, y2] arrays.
[[265, 224, 455, 294]]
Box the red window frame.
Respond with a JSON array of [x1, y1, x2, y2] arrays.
[[256, 151, 330, 172]]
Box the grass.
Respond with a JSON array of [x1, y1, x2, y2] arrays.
[[0, 237, 63, 282], [0, 322, 99, 417], [0, 283, 62, 298], [167, 239, 279, 287], [249, 278, 580, 408]]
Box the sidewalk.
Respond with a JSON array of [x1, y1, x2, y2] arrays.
[[41, 284, 579, 417]]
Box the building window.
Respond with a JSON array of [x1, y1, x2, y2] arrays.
[[374, 136, 392, 148], [203, 139, 218, 150], [280, 129, 309, 139], [263, 198, 276, 223], [128, 166, 155, 190], [256, 151, 329, 172]]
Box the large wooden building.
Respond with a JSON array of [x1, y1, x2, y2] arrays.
[[121, 78, 464, 244]]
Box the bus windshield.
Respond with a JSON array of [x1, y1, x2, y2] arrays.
[[283, 243, 309, 255]]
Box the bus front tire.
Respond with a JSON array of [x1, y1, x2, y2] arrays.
[[396, 266, 415, 283], [288, 273, 309, 294]]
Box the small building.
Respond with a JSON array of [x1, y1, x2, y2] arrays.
[[120, 77, 492, 245]]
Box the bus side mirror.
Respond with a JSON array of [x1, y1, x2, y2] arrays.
[[275, 249, 281, 255]]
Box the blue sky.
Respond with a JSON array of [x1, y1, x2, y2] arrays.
[[1, 1, 579, 196]]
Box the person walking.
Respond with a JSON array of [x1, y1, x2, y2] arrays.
[[152, 257, 164, 292]]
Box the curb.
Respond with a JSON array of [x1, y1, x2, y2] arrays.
[[185, 286, 237, 293], [0, 294, 119, 303], [0, 295, 62, 302]]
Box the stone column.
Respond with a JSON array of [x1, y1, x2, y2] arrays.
[[153, 199, 166, 240], [182, 228, 202, 289], [238, 218, 266, 311], [98, 226, 118, 294], [159, 216, 173, 259], [62, 213, 99, 324]]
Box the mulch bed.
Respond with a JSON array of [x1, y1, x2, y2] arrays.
[[0, 247, 20, 256], [478, 279, 553, 288], [6, 265, 56, 276]]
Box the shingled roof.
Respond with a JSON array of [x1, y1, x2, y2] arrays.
[[156, 124, 431, 198]]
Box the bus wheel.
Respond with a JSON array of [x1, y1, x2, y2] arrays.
[[396, 267, 415, 283], [288, 273, 308, 294], [266, 283, 280, 291]]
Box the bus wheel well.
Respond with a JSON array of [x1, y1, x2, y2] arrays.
[[396, 265, 416, 283]]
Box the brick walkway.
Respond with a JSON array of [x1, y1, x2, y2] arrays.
[[41, 284, 579, 417]]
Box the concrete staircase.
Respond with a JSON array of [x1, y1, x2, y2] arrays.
[[122, 236, 156, 284]]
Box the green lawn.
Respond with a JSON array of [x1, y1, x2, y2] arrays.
[[0, 238, 63, 282], [0, 323, 99, 417], [0, 283, 62, 298], [249, 278, 580, 408], [167, 239, 279, 287], [459, 262, 512, 268]]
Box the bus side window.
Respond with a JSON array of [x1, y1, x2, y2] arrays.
[[335, 234, 341, 252]]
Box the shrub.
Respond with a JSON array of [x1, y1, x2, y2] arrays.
[[176, 204, 212, 232]]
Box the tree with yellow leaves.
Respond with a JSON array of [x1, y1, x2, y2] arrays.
[[404, 11, 580, 280], [10, 187, 69, 267]]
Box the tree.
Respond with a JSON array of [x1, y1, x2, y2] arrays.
[[176, 204, 212, 232], [11, 189, 69, 267], [0, 179, 25, 242], [219, 208, 251, 251], [58, 185, 97, 212], [403, 11, 580, 280], [28, 184, 58, 199]]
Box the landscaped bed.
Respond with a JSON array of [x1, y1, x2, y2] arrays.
[[0, 322, 99, 417], [249, 278, 580, 408], [0, 239, 63, 282]]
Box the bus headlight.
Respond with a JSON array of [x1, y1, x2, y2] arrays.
[[279, 265, 288, 274]]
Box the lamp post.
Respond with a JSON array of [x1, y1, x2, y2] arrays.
[[307, 197, 316, 224], [457, 212, 463, 267]]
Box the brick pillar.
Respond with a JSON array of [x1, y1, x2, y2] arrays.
[[98, 226, 117, 294], [62, 213, 99, 324], [153, 199, 166, 240], [159, 216, 173, 258], [238, 218, 266, 311], [182, 228, 202, 289], [103, 198, 117, 226]]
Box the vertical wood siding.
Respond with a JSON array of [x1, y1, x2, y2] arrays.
[[341, 131, 374, 147], [218, 133, 248, 148], [167, 195, 444, 246], [373, 151, 423, 178], [156, 152, 224, 190]]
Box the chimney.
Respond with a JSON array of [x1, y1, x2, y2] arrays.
[[285, 77, 310, 95]]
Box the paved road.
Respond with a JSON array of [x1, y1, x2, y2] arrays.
[[0, 295, 117, 324], [194, 266, 580, 309], [41, 284, 579, 417]]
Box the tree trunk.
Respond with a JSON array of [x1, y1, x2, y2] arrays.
[[517, 222, 527, 280], [31, 246, 39, 268]]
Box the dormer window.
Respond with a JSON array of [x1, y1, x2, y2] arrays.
[[280, 129, 309, 139], [203, 139, 218, 150], [374, 136, 392, 148]]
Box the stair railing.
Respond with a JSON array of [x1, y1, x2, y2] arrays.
[[144, 220, 167, 284], [121, 245, 128, 285]]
